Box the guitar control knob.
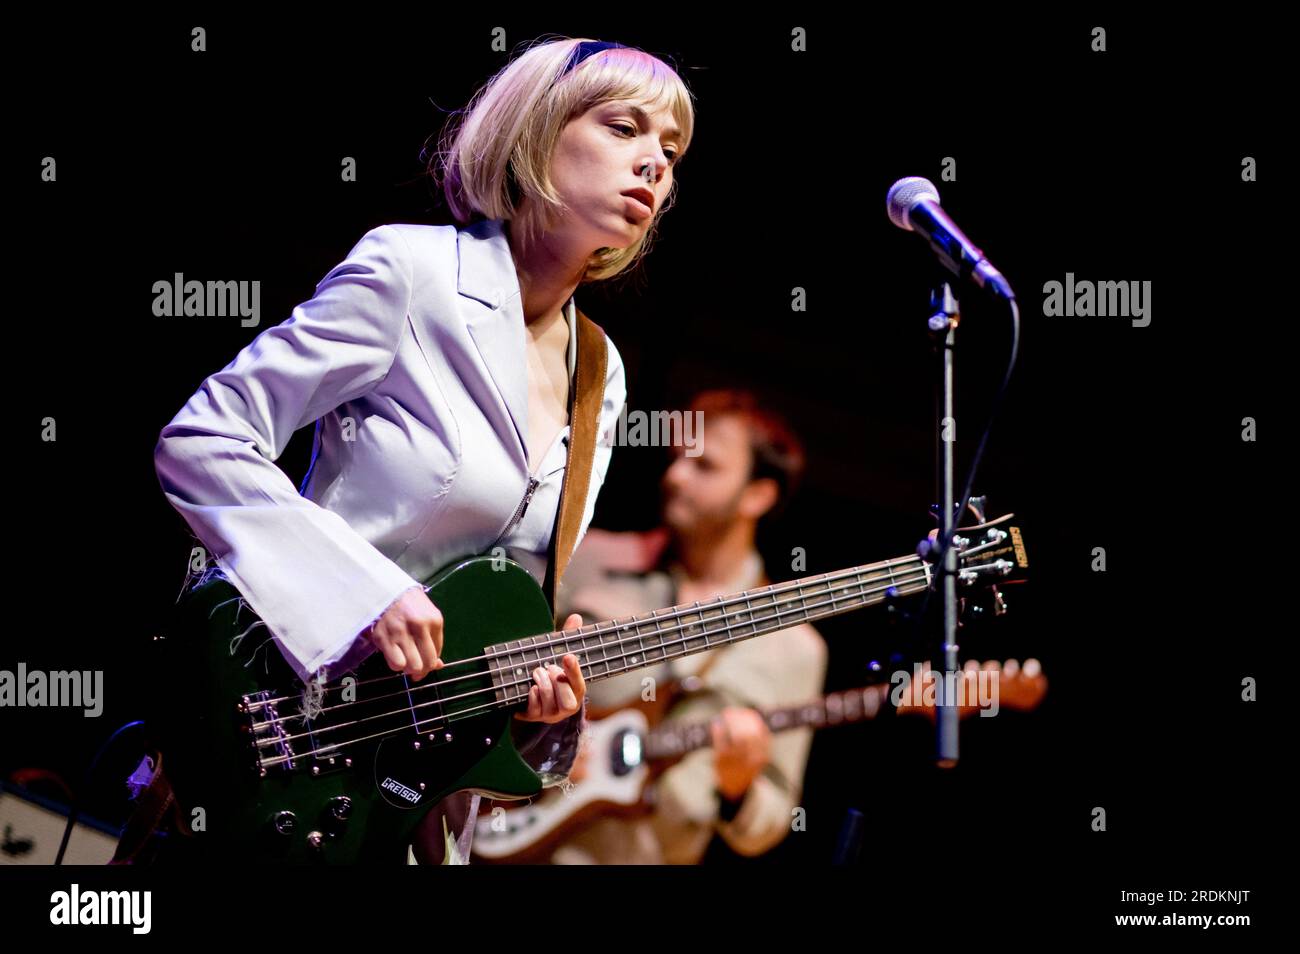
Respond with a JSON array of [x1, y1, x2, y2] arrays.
[[272, 811, 297, 835], [306, 831, 325, 850], [328, 796, 352, 822]]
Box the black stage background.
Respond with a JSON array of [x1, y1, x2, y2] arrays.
[[3, 9, 1281, 933]]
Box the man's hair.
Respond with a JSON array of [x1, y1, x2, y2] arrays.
[[426, 36, 695, 283], [687, 389, 807, 519]]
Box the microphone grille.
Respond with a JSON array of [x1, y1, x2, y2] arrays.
[[886, 176, 941, 231]]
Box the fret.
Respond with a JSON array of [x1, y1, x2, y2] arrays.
[[589, 622, 607, 678], [495, 641, 510, 702], [862, 565, 882, 608], [743, 590, 759, 642], [879, 564, 893, 605], [512, 634, 533, 686], [601, 619, 623, 678], [699, 597, 721, 654], [555, 626, 581, 667], [741, 590, 756, 642], [777, 580, 802, 630], [799, 574, 823, 625], [514, 635, 531, 678], [648, 608, 668, 663], [510, 639, 530, 705], [617, 618, 641, 676], [794, 576, 812, 627], [767, 587, 787, 632], [577, 626, 602, 680], [681, 601, 705, 658], [623, 617, 649, 671], [757, 589, 770, 635], [529, 633, 549, 669]]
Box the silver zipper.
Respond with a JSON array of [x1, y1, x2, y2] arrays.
[[491, 475, 541, 549], [490, 445, 568, 550]]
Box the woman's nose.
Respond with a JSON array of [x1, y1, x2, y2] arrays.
[[637, 156, 664, 183]]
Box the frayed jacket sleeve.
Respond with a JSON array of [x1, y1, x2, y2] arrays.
[[153, 225, 425, 683], [511, 697, 589, 786]]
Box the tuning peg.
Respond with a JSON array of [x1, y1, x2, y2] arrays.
[[928, 502, 965, 522], [929, 496, 988, 522]]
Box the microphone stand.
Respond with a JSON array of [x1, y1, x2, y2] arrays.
[[927, 282, 961, 769]]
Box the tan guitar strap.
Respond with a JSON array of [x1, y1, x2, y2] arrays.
[[542, 306, 610, 627]]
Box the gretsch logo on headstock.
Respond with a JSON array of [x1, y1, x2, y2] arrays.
[[1009, 526, 1028, 568], [381, 777, 422, 804]]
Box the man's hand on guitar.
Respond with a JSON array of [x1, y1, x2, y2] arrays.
[[712, 706, 772, 800], [514, 613, 588, 725], [365, 586, 446, 681]]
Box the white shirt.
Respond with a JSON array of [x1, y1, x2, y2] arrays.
[[154, 219, 627, 683]]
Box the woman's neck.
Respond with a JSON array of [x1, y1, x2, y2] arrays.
[[505, 217, 589, 328]]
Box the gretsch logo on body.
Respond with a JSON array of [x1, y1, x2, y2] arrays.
[[380, 776, 423, 805]]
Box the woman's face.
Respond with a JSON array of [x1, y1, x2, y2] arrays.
[[547, 98, 681, 250]]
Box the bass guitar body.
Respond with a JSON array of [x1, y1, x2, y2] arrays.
[[150, 555, 554, 865]]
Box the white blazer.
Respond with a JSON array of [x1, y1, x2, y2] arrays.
[[154, 218, 627, 685]]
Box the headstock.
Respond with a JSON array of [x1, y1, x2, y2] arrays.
[[925, 494, 1029, 624], [952, 512, 1029, 587], [893, 658, 1048, 721]]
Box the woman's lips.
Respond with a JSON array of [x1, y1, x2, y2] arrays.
[[622, 193, 654, 220]]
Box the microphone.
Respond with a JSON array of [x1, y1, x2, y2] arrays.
[[886, 177, 1015, 300]]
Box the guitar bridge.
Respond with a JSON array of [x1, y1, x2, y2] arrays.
[[240, 690, 298, 777]]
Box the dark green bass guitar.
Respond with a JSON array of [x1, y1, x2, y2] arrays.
[[150, 515, 1027, 864]]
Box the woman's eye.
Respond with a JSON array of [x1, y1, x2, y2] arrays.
[[611, 124, 678, 164]]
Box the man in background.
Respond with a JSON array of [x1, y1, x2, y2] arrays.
[[547, 389, 827, 864]]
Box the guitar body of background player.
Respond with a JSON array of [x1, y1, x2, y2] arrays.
[[546, 389, 828, 864]]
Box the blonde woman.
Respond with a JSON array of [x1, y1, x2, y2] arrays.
[[150, 37, 695, 864]]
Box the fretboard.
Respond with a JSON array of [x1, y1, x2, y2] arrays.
[[643, 683, 892, 760], [487, 555, 931, 707]]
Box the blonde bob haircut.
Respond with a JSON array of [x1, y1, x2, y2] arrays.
[[429, 36, 696, 283]]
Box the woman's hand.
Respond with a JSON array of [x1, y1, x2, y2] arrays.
[[514, 613, 588, 724], [365, 586, 446, 681]]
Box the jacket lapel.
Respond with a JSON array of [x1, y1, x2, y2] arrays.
[[457, 218, 529, 464]]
